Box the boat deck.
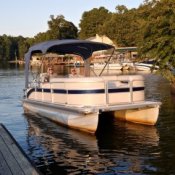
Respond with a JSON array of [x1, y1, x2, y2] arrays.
[[0, 124, 40, 175], [99, 101, 161, 112], [23, 99, 161, 114]]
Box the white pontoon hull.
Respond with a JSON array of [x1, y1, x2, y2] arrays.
[[23, 99, 99, 134], [114, 106, 159, 125], [23, 98, 160, 134]]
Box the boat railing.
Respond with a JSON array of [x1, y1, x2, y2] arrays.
[[28, 77, 144, 106], [105, 79, 144, 105]]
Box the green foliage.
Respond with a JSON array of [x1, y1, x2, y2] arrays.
[[102, 8, 140, 47], [33, 15, 78, 44], [79, 7, 111, 39], [47, 15, 78, 39], [0, 35, 28, 61], [139, 0, 175, 82], [78, 5, 144, 47], [18, 37, 31, 59], [115, 5, 128, 14], [98, 6, 141, 47]]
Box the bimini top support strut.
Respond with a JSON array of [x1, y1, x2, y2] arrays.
[[24, 39, 115, 88]]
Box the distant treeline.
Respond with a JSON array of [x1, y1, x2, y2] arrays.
[[0, 15, 78, 61], [1, 0, 175, 82], [0, 35, 27, 61]]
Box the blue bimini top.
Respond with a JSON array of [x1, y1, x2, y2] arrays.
[[24, 39, 114, 87]]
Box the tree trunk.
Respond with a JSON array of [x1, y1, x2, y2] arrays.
[[170, 83, 175, 95]]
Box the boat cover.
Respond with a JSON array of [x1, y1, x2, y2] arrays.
[[24, 39, 114, 87]]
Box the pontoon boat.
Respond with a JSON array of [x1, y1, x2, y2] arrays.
[[23, 39, 161, 134]]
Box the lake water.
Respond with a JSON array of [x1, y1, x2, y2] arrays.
[[0, 64, 175, 175]]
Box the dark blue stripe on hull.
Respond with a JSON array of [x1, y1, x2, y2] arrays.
[[43, 89, 51, 93], [53, 89, 67, 93], [108, 87, 144, 93], [27, 87, 144, 97], [37, 88, 42, 92], [68, 89, 105, 94]]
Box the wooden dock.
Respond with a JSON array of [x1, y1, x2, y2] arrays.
[[0, 124, 40, 175]]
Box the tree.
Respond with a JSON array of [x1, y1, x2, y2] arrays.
[[101, 6, 140, 47], [0, 36, 5, 60], [79, 7, 111, 39], [33, 15, 78, 43], [115, 5, 128, 14], [47, 15, 78, 39], [34, 32, 50, 43], [18, 36, 30, 59], [2, 35, 11, 60], [139, 0, 175, 83], [0, 35, 30, 61]]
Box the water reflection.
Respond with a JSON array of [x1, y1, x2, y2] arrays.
[[2, 65, 174, 174], [25, 113, 160, 175], [97, 115, 160, 174], [25, 114, 100, 174]]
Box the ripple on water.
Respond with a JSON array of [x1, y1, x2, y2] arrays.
[[1, 68, 175, 174]]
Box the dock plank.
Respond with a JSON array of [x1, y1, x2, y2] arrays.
[[0, 124, 40, 175], [0, 135, 24, 175], [0, 151, 12, 175]]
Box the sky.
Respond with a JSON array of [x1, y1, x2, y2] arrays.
[[0, 0, 144, 37]]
